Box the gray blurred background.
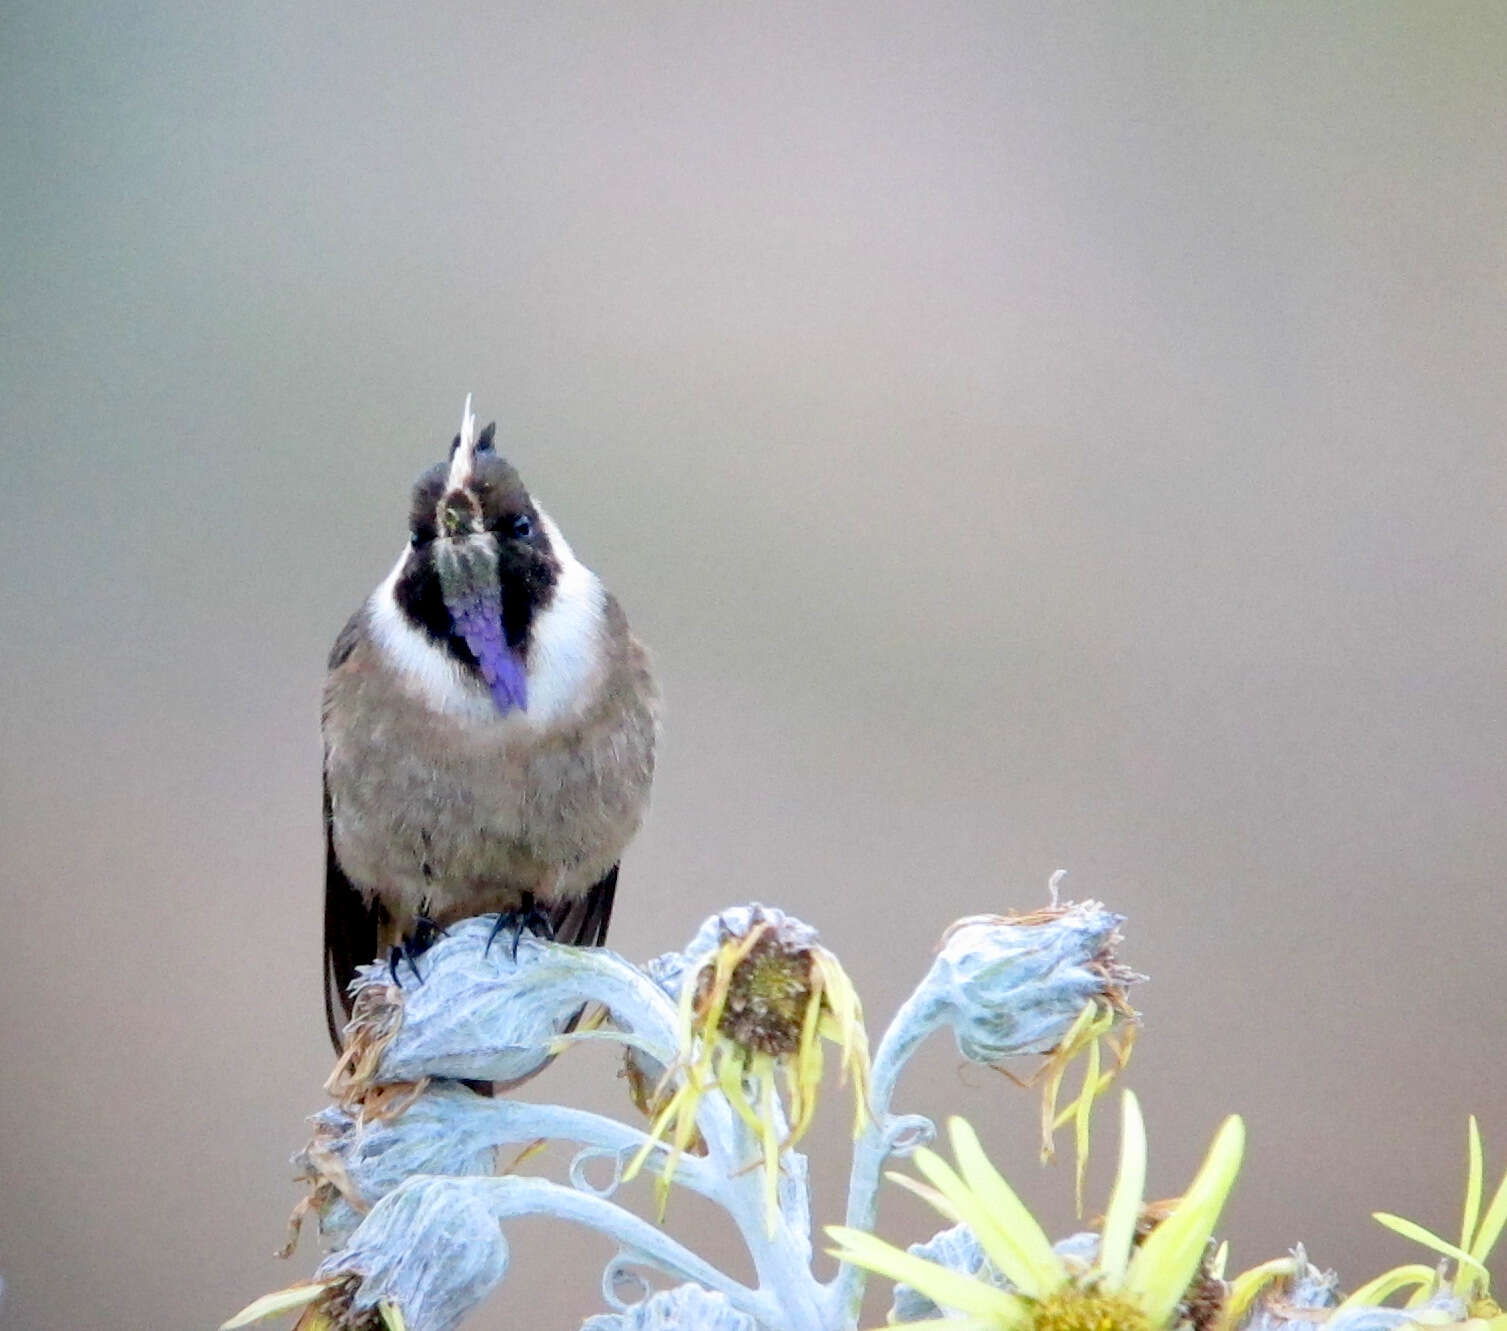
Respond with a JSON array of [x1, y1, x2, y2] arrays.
[[2, 4, 1504, 1328]]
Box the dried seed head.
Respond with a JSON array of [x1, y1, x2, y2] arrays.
[[1179, 1269, 1227, 1331], [696, 917, 817, 1056], [624, 906, 870, 1231], [324, 984, 405, 1110]]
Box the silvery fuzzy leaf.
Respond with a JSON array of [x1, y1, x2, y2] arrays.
[[1051, 1231, 1102, 1269], [354, 916, 618, 1085], [316, 1175, 509, 1331], [920, 902, 1138, 1064], [889, 1222, 1005, 1322], [293, 1084, 502, 1245], [641, 946, 691, 1003], [1326, 1301, 1467, 1331], [579, 1284, 758, 1331]]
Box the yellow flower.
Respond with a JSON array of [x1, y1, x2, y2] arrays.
[[624, 908, 870, 1231], [828, 1091, 1244, 1331], [1336, 1117, 1507, 1326]]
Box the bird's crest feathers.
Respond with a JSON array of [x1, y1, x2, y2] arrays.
[[446, 393, 479, 492]]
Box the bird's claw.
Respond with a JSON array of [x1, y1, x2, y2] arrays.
[[388, 943, 423, 988], [484, 892, 557, 961], [386, 917, 448, 989]]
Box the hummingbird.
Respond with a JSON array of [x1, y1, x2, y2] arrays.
[[321, 397, 659, 1052]]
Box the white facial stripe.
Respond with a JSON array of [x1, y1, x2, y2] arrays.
[[369, 553, 498, 723], [367, 514, 607, 729], [526, 509, 607, 724]]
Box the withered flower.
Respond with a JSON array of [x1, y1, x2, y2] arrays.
[[935, 899, 1139, 1211], [625, 906, 870, 1230]]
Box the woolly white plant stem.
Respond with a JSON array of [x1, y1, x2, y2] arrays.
[[825, 979, 943, 1325], [480, 942, 833, 1330], [703, 1097, 828, 1331], [483, 1178, 750, 1305], [470, 1101, 719, 1202]]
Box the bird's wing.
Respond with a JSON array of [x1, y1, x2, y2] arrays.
[[549, 863, 619, 948], [322, 771, 388, 1052]]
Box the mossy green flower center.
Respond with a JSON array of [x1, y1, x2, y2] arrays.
[[1033, 1287, 1153, 1331], [700, 930, 815, 1055]]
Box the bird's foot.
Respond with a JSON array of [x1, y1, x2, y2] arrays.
[[386, 916, 449, 989], [411, 914, 449, 949], [388, 944, 420, 988], [484, 892, 557, 961]]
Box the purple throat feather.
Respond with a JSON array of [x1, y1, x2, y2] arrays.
[[436, 540, 528, 714]]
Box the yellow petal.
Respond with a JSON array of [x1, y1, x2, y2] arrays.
[[663, 1074, 710, 1212], [1464, 1118, 1485, 1253], [1124, 1114, 1244, 1326], [826, 1226, 1025, 1323], [1049, 1066, 1117, 1134], [910, 1145, 1049, 1297], [1373, 1212, 1488, 1283], [885, 1169, 962, 1223], [1072, 1034, 1103, 1215], [718, 1045, 763, 1133], [622, 1080, 690, 1184], [794, 985, 824, 1100], [788, 1008, 826, 1144], [1335, 1264, 1439, 1312], [1039, 1003, 1097, 1162], [693, 933, 747, 1047], [221, 1281, 336, 1328], [1222, 1256, 1298, 1330], [943, 1118, 1066, 1298], [1469, 1150, 1507, 1268], [815, 950, 872, 1124], [1099, 1091, 1149, 1288]]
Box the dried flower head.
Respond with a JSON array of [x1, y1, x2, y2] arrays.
[[937, 901, 1139, 1212], [625, 906, 870, 1230], [324, 983, 406, 1110], [698, 918, 817, 1056]]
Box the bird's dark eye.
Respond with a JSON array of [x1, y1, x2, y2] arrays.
[[511, 513, 534, 540]]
